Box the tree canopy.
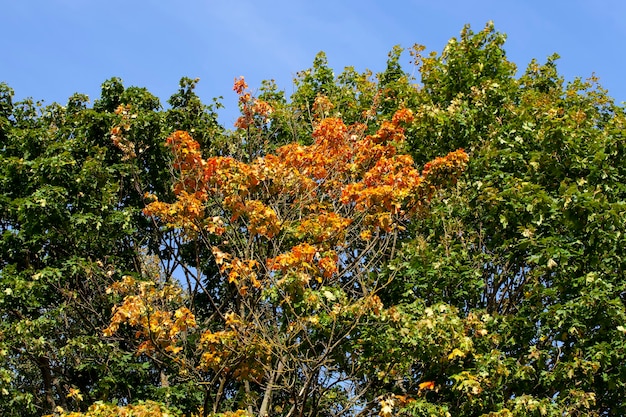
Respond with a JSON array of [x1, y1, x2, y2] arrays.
[[1, 22, 626, 417]]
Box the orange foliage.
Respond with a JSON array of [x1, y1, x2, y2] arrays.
[[418, 380, 436, 391], [110, 104, 138, 160], [104, 276, 196, 357], [233, 76, 273, 129], [197, 312, 271, 382], [112, 83, 468, 386], [145, 87, 468, 291]]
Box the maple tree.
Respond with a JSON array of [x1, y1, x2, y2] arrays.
[[363, 23, 626, 416], [102, 74, 468, 417]]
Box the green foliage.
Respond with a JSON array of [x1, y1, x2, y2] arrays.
[[0, 77, 222, 416], [377, 22, 626, 416], [3, 21, 626, 417]]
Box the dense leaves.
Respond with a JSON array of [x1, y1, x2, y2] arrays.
[[377, 23, 626, 416], [2, 22, 626, 417], [0, 78, 222, 416], [119, 86, 467, 417]]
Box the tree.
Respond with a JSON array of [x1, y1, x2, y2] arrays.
[[367, 22, 626, 416], [0, 77, 222, 416], [103, 75, 467, 417], [4, 21, 626, 417]]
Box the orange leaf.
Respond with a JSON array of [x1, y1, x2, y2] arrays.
[[418, 381, 435, 391]]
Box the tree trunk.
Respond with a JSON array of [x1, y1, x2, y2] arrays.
[[259, 357, 286, 417], [37, 356, 56, 413]]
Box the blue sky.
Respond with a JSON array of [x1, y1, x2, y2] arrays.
[[2, 0, 625, 125]]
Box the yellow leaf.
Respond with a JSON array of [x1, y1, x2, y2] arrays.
[[378, 397, 395, 417], [66, 387, 83, 401], [448, 348, 465, 360], [360, 229, 372, 240], [165, 345, 183, 355], [212, 246, 231, 265]]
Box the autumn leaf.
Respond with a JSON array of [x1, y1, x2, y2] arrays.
[[418, 380, 435, 391]]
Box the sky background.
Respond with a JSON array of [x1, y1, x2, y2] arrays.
[[2, 0, 625, 125]]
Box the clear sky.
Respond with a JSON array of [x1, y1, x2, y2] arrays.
[[2, 0, 625, 125]]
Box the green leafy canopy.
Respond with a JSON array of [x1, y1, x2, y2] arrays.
[[2, 22, 626, 417]]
